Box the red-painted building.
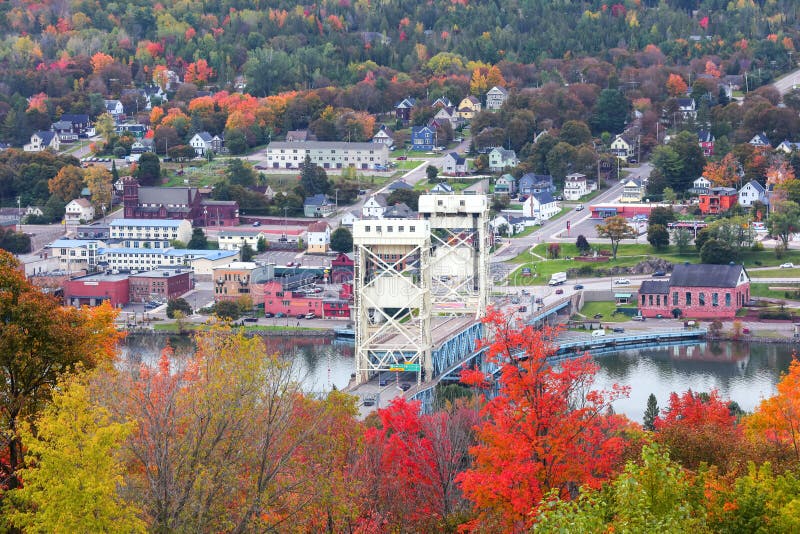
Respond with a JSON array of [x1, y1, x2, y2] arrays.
[[589, 203, 670, 220], [323, 299, 351, 318], [263, 280, 324, 317], [699, 187, 738, 215], [64, 272, 130, 308], [330, 253, 354, 283], [637, 263, 750, 319]]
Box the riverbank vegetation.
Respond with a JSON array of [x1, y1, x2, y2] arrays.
[[3, 249, 800, 531]]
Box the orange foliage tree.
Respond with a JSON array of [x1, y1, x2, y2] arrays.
[[456, 310, 630, 531], [184, 59, 214, 84], [666, 73, 688, 97], [703, 153, 740, 187], [747, 357, 800, 464], [0, 251, 121, 489], [91, 52, 114, 75]]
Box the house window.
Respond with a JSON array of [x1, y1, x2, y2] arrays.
[[725, 293, 731, 306], [656, 295, 661, 306], [685, 292, 692, 306], [387, 226, 393, 232], [365, 226, 371, 232], [712, 293, 718, 307], [641, 295, 646, 305], [699, 293, 705, 306], [648, 295, 653, 306]]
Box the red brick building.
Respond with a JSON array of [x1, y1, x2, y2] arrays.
[[638, 263, 750, 319], [129, 268, 193, 303], [699, 187, 738, 215], [64, 272, 130, 308], [122, 177, 239, 227], [330, 253, 354, 283]]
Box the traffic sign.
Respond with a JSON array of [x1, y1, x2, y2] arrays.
[[389, 363, 421, 372]]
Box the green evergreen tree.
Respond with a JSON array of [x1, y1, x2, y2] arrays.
[[330, 227, 353, 253], [240, 241, 255, 261], [187, 228, 208, 249], [643, 393, 659, 431]]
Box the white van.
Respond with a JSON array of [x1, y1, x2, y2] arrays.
[[591, 329, 606, 337]]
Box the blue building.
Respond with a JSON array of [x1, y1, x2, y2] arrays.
[[410, 126, 436, 151]]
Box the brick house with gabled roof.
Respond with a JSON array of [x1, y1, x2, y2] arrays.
[[637, 263, 750, 319]]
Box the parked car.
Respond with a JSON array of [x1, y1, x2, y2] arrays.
[[400, 383, 411, 391], [362, 397, 376, 407], [397, 156, 407, 160], [575, 204, 584, 211], [252, 221, 261, 226], [633, 315, 645, 321], [575, 284, 584, 290], [275, 312, 286, 318], [254, 164, 267, 170], [535, 297, 544, 304], [296, 313, 305, 320], [286, 261, 295, 267], [555, 288, 564, 295], [653, 270, 666, 277], [379, 375, 390, 386], [781, 262, 795, 269], [265, 312, 274, 318], [305, 312, 316, 319], [243, 317, 258, 323], [612, 327, 625, 333], [613, 279, 631, 285]]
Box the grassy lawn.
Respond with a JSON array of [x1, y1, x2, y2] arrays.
[[574, 301, 633, 323], [395, 160, 424, 170], [510, 225, 538, 238], [750, 282, 800, 299], [507, 243, 699, 286], [749, 268, 800, 278], [413, 178, 483, 192]]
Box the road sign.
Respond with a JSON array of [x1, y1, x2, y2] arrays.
[[389, 363, 421, 372]]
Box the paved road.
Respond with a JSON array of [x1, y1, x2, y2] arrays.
[[772, 65, 800, 95]]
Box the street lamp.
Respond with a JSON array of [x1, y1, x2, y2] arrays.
[[203, 207, 208, 228]]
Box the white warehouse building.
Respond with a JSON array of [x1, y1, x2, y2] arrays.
[[264, 141, 389, 171], [110, 219, 193, 245]]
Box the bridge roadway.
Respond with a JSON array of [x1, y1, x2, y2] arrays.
[[348, 320, 708, 418]]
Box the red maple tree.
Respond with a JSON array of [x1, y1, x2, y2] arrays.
[[456, 310, 630, 532], [654, 390, 742, 472]]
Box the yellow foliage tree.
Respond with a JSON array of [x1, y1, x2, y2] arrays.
[[486, 65, 506, 88], [91, 52, 114, 75], [666, 73, 688, 97], [84, 166, 113, 212], [470, 67, 488, 96], [48, 165, 85, 201], [4, 373, 145, 533], [703, 153, 740, 187]]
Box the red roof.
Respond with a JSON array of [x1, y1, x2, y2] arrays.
[[307, 221, 329, 233]]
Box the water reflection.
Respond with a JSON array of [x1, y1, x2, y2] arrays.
[[593, 341, 795, 422], [120, 335, 795, 422], [119, 334, 355, 392]]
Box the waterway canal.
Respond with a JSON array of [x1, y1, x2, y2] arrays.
[[120, 334, 794, 420]]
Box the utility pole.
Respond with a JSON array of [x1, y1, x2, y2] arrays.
[[17, 196, 21, 233], [283, 206, 288, 239]]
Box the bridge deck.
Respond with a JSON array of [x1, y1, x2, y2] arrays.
[[365, 315, 476, 349]]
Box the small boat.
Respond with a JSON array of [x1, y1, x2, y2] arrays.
[[334, 327, 356, 340]]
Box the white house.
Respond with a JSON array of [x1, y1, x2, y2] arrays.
[[433, 106, 461, 129], [522, 192, 559, 220], [103, 99, 124, 117], [371, 125, 395, 149], [776, 141, 800, 154], [362, 194, 388, 218], [486, 86, 509, 111], [24, 131, 61, 152], [306, 221, 331, 253], [189, 132, 213, 156], [341, 210, 361, 226], [690, 176, 712, 195], [494, 174, 516, 195], [64, 198, 95, 224], [676, 98, 697, 120], [610, 134, 634, 160], [265, 141, 389, 170], [430, 182, 455, 194], [488, 148, 518, 172], [442, 152, 467, 175], [738, 180, 769, 208], [563, 173, 588, 200], [749, 133, 771, 149], [46, 238, 105, 271], [218, 230, 269, 251]]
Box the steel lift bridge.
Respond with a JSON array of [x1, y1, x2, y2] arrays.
[[353, 194, 490, 385]]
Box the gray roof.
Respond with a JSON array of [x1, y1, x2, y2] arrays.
[[36, 131, 56, 145], [519, 173, 553, 187], [447, 152, 466, 165], [52, 120, 73, 130], [304, 193, 330, 206], [60, 114, 89, 124], [744, 180, 766, 194], [533, 191, 555, 204], [138, 187, 196, 205], [492, 148, 516, 159], [431, 182, 454, 193], [669, 263, 745, 288], [370, 194, 388, 207], [383, 202, 415, 218], [387, 180, 413, 191], [268, 140, 383, 151], [488, 86, 508, 95], [640, 280, 670, 294], [195, 131, 213, 142]]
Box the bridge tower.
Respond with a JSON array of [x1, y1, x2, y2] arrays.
[[353, 194, 489, 385], [353, 219, 432, 384], [418, 194, 490, 319]]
